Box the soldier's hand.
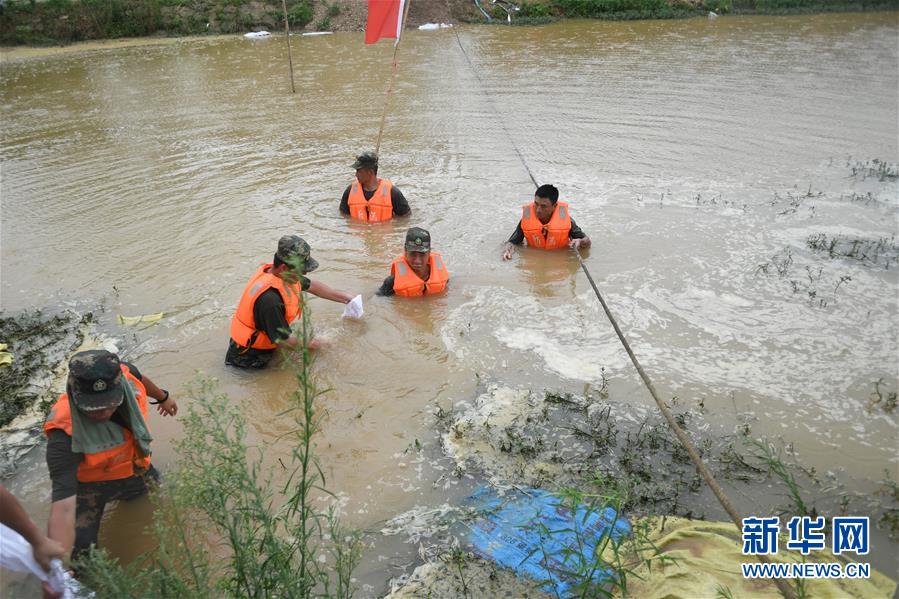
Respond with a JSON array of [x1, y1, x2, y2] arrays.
[[156, 397, 178, 417], [31, 535, 65, 571]]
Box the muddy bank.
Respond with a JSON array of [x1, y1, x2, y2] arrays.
[[0, 310, 94, 478], [383, 384, 899, 596]]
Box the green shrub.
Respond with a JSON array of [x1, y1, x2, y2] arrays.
[[555, 0, 670, 16], [288, 0, 313, 28], [519, 1, 555, 17]]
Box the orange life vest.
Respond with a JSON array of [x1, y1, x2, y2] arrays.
[[347, 179, 393, 222], [391, 252, 449, 297], [44, 365, 151, 483], [520, 201, 571, 249], [229, 264, 302, 350]]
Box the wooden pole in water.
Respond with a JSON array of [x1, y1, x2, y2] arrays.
[[374, 0, 413, 155], [282, 0, 296, 94]]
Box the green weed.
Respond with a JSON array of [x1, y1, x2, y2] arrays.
[[867, 378, 898, 414], [744, 437, 815, 518]]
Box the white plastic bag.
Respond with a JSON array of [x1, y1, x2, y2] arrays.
[[0, 524, 88, 598], [342, 295, 364, 319]]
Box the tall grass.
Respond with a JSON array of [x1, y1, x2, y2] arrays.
[[76, 284, 362, 598]]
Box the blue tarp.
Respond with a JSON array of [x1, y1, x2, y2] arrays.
[[465, 487, 631, 597]]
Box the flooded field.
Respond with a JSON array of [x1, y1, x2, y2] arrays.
[[1, 11, 897, 596]]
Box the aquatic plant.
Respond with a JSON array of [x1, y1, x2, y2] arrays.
[[75, 289, 362, 598], [806, 233, 899, 268], [744, 437, 815, 519], [867, 378, 898, 415], [848, 158, 899, 182]]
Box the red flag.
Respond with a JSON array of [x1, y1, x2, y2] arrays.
[[365, 0, 407, 45]]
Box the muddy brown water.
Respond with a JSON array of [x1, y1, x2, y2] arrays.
[[2, 13, 897, 596]]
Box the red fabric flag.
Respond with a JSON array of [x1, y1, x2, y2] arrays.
[[365, 0, 406, 45]]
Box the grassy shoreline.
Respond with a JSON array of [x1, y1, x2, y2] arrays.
[[1, 0, 896, 47]]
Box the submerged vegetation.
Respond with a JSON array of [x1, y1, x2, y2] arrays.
[[405, 386, 899, 596], [849, 158, 899, 182], [806, 233, 899, 268]]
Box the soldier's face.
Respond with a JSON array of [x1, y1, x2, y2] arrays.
[[534, 196, 555, 223], [84, 407, 117, 422], [355, 168, 375, 185], [405, 250, 430, 278]]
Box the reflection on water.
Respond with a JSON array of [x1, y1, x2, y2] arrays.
[[1, 11, 897, 595]]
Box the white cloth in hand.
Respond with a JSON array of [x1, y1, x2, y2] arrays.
[[342, 295, 364, 319], [0, 524, 87, 598]]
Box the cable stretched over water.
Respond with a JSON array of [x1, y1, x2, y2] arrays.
[[452, 27, 795, 598], [452, 27, 539, 188]]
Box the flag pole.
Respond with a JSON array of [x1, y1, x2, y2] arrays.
[[374, 0, 412, 155], [282, 0, 296, 94]]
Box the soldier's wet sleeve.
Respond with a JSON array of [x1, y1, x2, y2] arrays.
[[46, 430, 81, 501], [376, 275, 396, 297], [121, 361, 142, 381], [568, 218, 587, 240], [339, 185, 352, 214], [508, 222, 525, 245], [391, 186, 411, 216]]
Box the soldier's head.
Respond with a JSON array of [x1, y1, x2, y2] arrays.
[[534, 184, 559, 224], [352, 151, 379, 186], [273, 235, 319, 279], [404, 227, 431, 279], [67, 350, 124, 422]]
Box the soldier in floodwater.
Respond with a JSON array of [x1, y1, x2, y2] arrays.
[[377, 227, 449, 297], [339, 151, 411, 222], [502, 184, 591, 261], [43, 350, 176, 564], [226, 235, 355, 368]]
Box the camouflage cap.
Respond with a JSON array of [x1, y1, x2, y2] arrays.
[[67, 350, 125, 412], [404, 227, 431, 253], [352, 151, 378, 170], [276, 235, 319, 273]]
